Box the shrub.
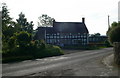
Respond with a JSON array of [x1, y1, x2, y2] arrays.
[[104, 40, 112, 47], [33, 44, 64, 58], [2, 38, 64, 63], [109, 26, 120, 45], [15, 31, 31, 47]]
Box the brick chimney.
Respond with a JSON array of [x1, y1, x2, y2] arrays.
[[82, 17, 85, 23]]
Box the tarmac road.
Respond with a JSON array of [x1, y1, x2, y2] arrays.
[[2, 48, 119, 76]]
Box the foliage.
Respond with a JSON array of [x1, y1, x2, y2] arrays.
[[2, 3, 16, 42], [15, 31, 32, 47], [2, 3, 64, 63], [107, 22, 120, 36], [104, 40, 112, 47], [2, 39, 64, 63], [90, 33, 101, 37], [38, 14, 55, 27], [16, 12, 34, 34], [111, 22, 118, 28], [109, 26, 120, 45]]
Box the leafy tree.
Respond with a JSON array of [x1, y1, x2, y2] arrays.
[[16, 12, 33, 34], [2, 3, 16, 41], [90, 33, 101, 37], [107, 22, 120, 36], [109, 26, 120, 45], [38, 14, 55, 27], [94, 33, 101, 37], [111, 22, 118, 28], [2, 3, 17, 53], [2, 3, 12, 30]]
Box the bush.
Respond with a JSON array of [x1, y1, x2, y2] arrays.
[[104, 40, 112, 47], [2, 39, 64, 63], [15, 31, 31, 47], [109, 26, 120, 45], [33, 44, 64, 58]]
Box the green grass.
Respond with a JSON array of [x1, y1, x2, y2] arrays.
[[62, 45, 109, 50], [2, 56, 34, 63]]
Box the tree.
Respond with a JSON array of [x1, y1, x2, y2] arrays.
[[2, 3, 18, 52], [38, 14, 55, 27], [107, 22, 120, 36], [109, 26, 120, 45], [90, 33, 101, 37], [16, 12, 33, 34], [15, 31, 31, 47], [111, 22, 118, 28], [2, 3, 16, 41], [2, 3, 12, 29]]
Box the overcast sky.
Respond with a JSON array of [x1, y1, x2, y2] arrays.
[[1, 0, 120, 35]]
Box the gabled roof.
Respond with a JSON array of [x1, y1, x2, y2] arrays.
[[53, 22, 89, 33], [37, 21, 89, 34]]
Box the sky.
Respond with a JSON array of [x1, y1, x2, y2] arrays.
[[1, 0, 120, 35]]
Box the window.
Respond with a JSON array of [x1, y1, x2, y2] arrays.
[[69, 36, 71, 38], [47, 36, 49, 38], [61, 36, 63, 38], [68, 36, 69, 38], [57, 36, 59, 38], [54, 36, 56, 38], [54, 39, 56, 43], [84, 39, 86, 41], [57, 33, 59, 35], [84, 35, 86, 38], [47, 39, 49, 43], [46, 34, 49, 35], [72, 36, 74, 38], [50, 39, 52, 43], [50, 36, 53, 38], [65, 36, 66, 38], [76, 36, 77, 38]]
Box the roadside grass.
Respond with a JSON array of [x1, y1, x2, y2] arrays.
[[62, 45, 109, 50], [2, 56, 33, 63]]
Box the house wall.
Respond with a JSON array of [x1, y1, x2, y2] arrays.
[[46, 33, 88, 46], [35, 28, 45, 40]]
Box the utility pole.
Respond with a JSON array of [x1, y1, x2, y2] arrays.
[[108, 15, 110, 29], [118, 1, 120, 23]]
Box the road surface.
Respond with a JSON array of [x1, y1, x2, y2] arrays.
[[2, 48, 119, 76]]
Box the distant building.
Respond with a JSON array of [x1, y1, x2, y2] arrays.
[[89, 35, 108, 45], [34, 18, 89, 46]]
